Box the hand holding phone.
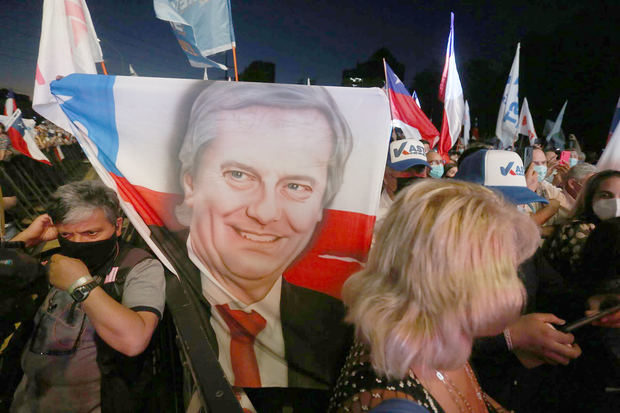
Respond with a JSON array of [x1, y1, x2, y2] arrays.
[[561, 298, 620, 332]]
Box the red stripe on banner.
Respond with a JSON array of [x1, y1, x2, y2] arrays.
[[64, 0, 86, 22], [388, 90, 439, 142], [284, 210, 375, 299], [65, 1, 88, 45], [35, 65, 45, 85], [438, 110, 451, 156], [110, 174, 184, 229]]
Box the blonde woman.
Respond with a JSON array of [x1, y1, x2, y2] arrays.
[[329, 180, 540, 413]]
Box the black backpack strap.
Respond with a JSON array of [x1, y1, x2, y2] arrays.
[[166, 271, 243, 413], [100, 246, 153, 302], [96, 245, 173, 413]]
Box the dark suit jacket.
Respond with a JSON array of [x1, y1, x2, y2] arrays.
[[182, 261, 352, 390]]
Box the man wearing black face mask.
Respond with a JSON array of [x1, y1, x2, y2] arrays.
[[10, 181, 165, 413], [376, 138, 429, 224]]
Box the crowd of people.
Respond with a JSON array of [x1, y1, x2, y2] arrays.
[[354, 133, 619, 412], [1, 84, 618, 413]]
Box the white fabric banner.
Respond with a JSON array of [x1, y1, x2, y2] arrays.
[[517, 97, 539, 146], [598, 119, 620, 171], [463, 100, 470, 147], [546, 100, 568, 148], [33, 0, 103, 132], [495, 43, 520, 149]]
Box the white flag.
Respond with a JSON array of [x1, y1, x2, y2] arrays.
[[598, 118, 620, 171], [412, 90, 421, 109], [463, 100, 471, 147], [517, 97, 539, 146], [129, 64, 138, 76], [495, 43, 520, 149], [33, 0, 103, 132], [546, 100, 568, 147]]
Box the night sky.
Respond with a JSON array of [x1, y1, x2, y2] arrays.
[[0, 0, 617, 150], [0, 0, 589, 92]]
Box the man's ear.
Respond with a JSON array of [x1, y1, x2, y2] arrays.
[[183, 173, 195, 208], [115, 217, 123, 236]]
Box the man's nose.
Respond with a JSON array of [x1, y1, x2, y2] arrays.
[[70, 234, 86, 243], [246, 185, 282, 225]]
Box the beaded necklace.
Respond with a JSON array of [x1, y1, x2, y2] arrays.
[[434, 364, 486, 413]]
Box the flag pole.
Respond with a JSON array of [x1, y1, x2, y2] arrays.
[[382, 58, 393, 118], [382, 58, 396, 142], [100, 61, 109, 75], [232, 46, 239, 81]]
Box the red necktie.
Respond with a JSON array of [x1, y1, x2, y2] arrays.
[[216, 304, 267, 388]]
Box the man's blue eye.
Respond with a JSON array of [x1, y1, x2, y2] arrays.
[[231, 171, 244, 179]]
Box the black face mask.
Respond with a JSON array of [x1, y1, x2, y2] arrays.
[[395, 176, 424, 195], [57, 233, 119, 275]]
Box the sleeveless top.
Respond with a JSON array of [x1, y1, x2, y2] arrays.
[[329, 342, 500, 413]]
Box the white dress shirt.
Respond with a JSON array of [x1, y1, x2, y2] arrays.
[[186, 238, 289, 388]]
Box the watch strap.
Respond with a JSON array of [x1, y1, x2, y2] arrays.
[[67, 274, 95, 295]]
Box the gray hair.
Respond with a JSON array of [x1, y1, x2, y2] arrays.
[[178, 82, 353, 207], [48, 181, 120, 225], [566, 162, 599, 182]]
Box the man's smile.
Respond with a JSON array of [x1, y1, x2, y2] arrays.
[[234, 227, 282, 243]]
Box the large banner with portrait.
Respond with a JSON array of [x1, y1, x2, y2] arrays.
[[51, 74, 391, 399]]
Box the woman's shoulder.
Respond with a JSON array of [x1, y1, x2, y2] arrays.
[[329, 342, 444, 413]]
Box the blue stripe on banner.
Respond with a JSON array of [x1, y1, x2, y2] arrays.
[[51, 74, 123, 176]]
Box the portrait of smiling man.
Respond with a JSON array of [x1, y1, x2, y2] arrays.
[[176, 82, 355, 409]]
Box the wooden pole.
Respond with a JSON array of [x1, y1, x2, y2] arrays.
[[232, 46, 239, 81], [100, 61, 109, 75]]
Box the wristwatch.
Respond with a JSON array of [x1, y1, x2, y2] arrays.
[[67, 275, 99, 302]]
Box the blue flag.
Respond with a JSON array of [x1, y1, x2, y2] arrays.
[[154, 0, 236, 69]]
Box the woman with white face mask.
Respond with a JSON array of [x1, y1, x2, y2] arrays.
[[543, 170, 620, 282]]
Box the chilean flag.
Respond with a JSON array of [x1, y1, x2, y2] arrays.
[[4, 110, 52, 165], [384, 60, 439, 143], [4, 90, 17, 116], [437, 12, 465, 155], [51, 74, 391, 299]]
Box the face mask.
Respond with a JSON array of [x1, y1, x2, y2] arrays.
[[58, 233, 119, 275], [592, 198, 620, 221], [569, 158, 578, 167], [533, 165, 547, 182], [429, 165, 444, 179]]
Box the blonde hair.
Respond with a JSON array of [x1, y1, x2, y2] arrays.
[[342, 180, 539, 379]]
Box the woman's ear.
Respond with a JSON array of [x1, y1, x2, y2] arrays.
[[183, 173, 195, 208]]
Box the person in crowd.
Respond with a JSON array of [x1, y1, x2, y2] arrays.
[[0, 173, 19, 239], [426, 150, 444, 179], [420, 139, 431, 154], [176, 82, 355, 411], [10, 181, 166, 412], [0, 124, 12, 161], [456, 143, 493, 168], [558, 217, 620, 412], [378, 138, 429, 221], [448, 149, 459, 164], [455, 149, 582, 412], [543, 169, 620, 285], [561, 162, 598, 212], [526, 148, 571, 227], [329, 179, 540, 412], [443, 163, 458, 178]]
